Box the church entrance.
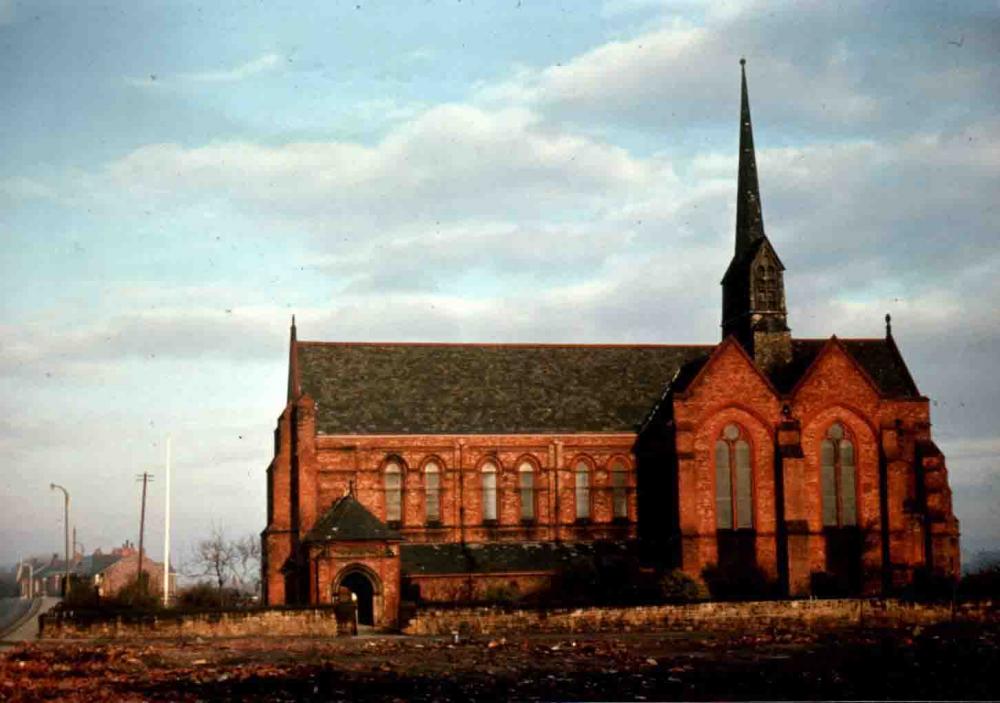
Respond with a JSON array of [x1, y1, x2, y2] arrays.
[[340, 571, 376, 626]]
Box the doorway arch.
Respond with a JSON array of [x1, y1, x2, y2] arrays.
[[333, 564, 383, 627]]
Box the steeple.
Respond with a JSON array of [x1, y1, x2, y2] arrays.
[[721, 59, 791, 373], [287, 315, 300, 402], [735, 57, 765, 256]]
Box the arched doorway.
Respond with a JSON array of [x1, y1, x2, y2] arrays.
[[340, 571, 376, 626]]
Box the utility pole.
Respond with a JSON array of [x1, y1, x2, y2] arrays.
[[49, 483, 70, 597], [162, 436, 172, 607], [136, 472, 153, 590]]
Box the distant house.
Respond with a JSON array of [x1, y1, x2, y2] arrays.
[[16, 541, 176, 600]]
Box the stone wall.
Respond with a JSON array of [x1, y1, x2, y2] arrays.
[[41, 608, 344, 640], [41, 599, 994, 641], [404, 599, 996, 636]]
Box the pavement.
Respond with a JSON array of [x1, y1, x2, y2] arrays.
[[0, 597, 60, 647]]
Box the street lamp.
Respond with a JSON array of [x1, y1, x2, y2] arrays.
[[50, 483, 70, 597]]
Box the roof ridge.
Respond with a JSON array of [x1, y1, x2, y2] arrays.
[[297, 340, 716, 349]]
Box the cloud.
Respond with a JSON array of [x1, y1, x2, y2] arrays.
[[0, 0, 14, 26], [126, 53, 284, 88], [0, 176, 56, 201], [185, 53, 283, 83], [480, 1, 999, 138]]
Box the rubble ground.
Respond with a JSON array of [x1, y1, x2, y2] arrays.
[[1, 621, 996, 701]]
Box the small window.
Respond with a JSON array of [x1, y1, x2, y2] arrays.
[[481, 462, 498, 522], [822, 423, 857, 527], [518, 462, 535, 521], [384, 461, 402, 523], [574, 459, 591, 520], [715, 424, 753, 530], [425, 461, 441, 523], [611, 460, 628, 519]]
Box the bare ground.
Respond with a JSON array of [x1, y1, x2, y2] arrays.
[[1, 621, 997, 701]]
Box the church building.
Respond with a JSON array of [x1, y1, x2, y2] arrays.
[[261, 62, 961, 628]]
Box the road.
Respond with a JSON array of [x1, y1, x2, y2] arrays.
[[0, 597, 60, 646]]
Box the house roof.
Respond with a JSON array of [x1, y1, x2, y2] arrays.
[[297, 342, 713, 435], [32, 554, 125, 579], [400, 540, 640, 576], [304, 494, 401, 542]]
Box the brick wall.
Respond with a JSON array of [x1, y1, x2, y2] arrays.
[[407, 572, 553, 603]]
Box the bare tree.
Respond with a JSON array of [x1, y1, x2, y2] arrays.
[[232, 534, 261, 598], [188, 525, 235, 607]]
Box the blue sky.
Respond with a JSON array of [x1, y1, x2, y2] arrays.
[[1, 0, 997, 570]]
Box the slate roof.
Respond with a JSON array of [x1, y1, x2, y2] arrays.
[[400, 541, 640, 576], [32, 554, 125, 579], [295, 336, 920, 437], [767, 339, 921, 397], [304, 494, 401, 542], [297, 342, 713, 435]]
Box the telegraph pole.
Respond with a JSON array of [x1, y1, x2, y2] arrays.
[[136, 472, 153, 589]]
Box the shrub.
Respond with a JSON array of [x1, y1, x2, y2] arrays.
[[701, 563, 778, 601], [482, 582, 520, 604], [959, 564, 1000, 601], [658, 569, 704, 603], [108, 573, 160, 611]]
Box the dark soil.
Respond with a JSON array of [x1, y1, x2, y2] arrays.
[[1, 621, 996, 701]]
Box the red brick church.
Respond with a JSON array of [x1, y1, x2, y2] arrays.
[[261, 62, 960, 627]]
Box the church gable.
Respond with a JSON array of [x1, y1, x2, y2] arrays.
[[790, 337, 882, 412], [675, 336, 779, 412]]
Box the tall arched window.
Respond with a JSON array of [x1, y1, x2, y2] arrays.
[[715, 424, 753, 530], [518, 462, 535, 521], [821, 423, 857, 527], [611, 459, 628, 520], [384, 461, 402, 523], [481, 462, 498, 523], [574, 459, 591, 520], [424, 461, 440, 524]]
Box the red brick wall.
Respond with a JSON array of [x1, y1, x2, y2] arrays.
[[406, 572, 553, 603]]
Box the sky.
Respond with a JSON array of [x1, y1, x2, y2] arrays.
[[1, 0, 997, 573]]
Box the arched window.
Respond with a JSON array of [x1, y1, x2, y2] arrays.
[[715, 424, 753, 530], [481, 462, 498, 523], [574, 459, 591, 520], [821, 423, 857, 527], [384, 461, 402, 523], [758, 262, 778, 310], [518, 462, 535, 521], [611, 459, 628, 520], [424, 461, 441, 524]]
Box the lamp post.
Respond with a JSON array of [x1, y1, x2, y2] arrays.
[[50, 483, 70, 597]]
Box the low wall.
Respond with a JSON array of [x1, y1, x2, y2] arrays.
[[40, 599, 995, 640], [404, 599, 996, 636], [41, 607, 346, 640]]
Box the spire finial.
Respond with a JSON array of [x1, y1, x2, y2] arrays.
[[885, 313, 892, 338], [735, 56, 765, 255], [740, 57, 746, 67]]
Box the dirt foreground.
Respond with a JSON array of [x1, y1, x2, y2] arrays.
[[1, 621, 996, 701]]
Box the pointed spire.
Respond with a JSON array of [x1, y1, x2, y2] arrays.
[[287, 315, 300, 402], [735, 58, 765, 256]]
